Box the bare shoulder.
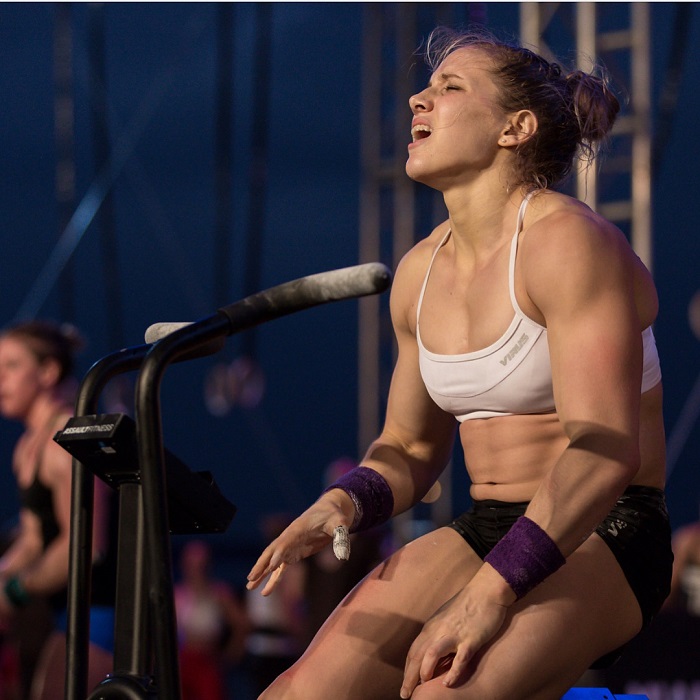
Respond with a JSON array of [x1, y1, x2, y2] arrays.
[[40, 427, 73, 487], [395, 220, 451, 279], [519, 192, 657, 322], [391, 221, 451, 333], [522, 191, 629, 259]]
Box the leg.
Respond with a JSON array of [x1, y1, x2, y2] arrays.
[[259, 527, 483, 700], [411, 533, 643, 700]]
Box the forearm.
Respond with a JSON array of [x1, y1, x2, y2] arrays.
[[525, 434, 639, 557], [16, 536, 70, 596], [359, 430, 454, 515], [0, 536, 42, 579], [477, 433, 639, 607]]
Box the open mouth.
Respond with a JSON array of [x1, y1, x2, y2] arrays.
[[411, 124, 432, 142]]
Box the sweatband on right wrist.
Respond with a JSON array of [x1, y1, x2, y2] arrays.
[[4, 577, 31, 608], [322, 466, 394, 533], [484, 516, 565, 600]]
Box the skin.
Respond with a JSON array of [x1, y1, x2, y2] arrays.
[[0, 335, 110, 621], [246, 47, 666, 699]]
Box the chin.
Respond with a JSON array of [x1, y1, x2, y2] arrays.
[[405, 161, 430, 186]]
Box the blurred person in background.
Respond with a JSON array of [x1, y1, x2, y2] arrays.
[[665, 505, 700, 616], [175, 538, 250, 700], [0, 320, 117, 699]]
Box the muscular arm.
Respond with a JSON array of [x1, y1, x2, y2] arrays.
[[329, 247, 458, 518], [522, 212, 646, 556]]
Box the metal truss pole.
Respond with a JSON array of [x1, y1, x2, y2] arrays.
[[520, 2, 652, 271]]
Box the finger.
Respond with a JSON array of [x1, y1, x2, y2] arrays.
[[246, 546, 275, 583], [400, 640, 424, 699], [419, 645, 444, 685], [261, 563, 286, 597], [443, 646, 471, 688]]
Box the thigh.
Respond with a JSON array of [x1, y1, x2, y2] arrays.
[[412, 533, 643, 700], [260, 527, 482, 700]]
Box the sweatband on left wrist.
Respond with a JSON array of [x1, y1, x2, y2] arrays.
[[484, 516, 565, 600], [4, 577, 31, 608], [322, 466, 394, 533]]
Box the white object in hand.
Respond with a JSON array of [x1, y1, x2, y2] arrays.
[[332, 525, 351, 561]]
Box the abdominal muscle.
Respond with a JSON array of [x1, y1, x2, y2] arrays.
[[461, 384, 666, 503], [461, 412, 567, 502]]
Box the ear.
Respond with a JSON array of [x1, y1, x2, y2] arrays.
[[38, 358, 61, 389], [499, 110, 538, 147]]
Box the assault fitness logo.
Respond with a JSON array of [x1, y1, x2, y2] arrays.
[[61, 424, 115, 435]]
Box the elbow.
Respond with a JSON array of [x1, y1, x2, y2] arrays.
[[569, 427, 641, 485], [611, 438, 641, 489], [618, 452, 641, 486]]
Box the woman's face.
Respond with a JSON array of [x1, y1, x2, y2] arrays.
[[406, 47, 507, 188], [0, 336, 48, 420]]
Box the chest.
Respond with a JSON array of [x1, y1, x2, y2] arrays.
[[418, 253, 515, 355], [14, 430, 49, 489]]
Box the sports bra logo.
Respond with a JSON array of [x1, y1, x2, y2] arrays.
[[500, 333, 529, 366]]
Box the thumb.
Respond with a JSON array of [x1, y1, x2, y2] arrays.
[[331, 524, 351, 561]]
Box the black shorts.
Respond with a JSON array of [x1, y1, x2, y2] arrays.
[[449, 485, 673, 629]]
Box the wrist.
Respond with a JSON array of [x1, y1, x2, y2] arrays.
[[471, 563, 518, 606], [320, 489, 357, 522], [4, 576, 31, 608], [484, 516, 565, 600], [322, 466, 394, 533]]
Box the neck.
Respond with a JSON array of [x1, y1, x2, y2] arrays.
[[25, 391, 69, 432], [442, 182, 527, 258]]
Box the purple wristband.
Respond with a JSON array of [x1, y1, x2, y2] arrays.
[[322, 466, 394, 533], [484, 516, 565, 600]]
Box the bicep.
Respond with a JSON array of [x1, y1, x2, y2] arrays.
[[548, 301, 641, 436], [530, 223, 642, 440]]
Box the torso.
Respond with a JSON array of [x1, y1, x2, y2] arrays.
[[175, 586, 226, 650], [14, 409, 70, 490], [13, 407, 72, 546], [409, 190, 666, 502]]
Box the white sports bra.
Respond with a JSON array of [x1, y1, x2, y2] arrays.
[[416, 195, 662, 422]]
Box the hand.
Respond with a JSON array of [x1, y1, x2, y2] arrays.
[[246, 493, 353, 596], [400, 566, 515, 698]]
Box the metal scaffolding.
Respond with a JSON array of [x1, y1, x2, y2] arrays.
[[520, 2, 652, 270]]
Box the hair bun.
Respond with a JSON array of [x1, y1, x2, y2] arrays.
[[565, 69, 620, 143]]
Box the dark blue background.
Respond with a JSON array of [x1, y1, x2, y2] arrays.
[[0, 2, 699, 579]]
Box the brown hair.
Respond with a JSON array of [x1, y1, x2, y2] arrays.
[[423, 27, 621, 191], [1, 320, 84, 383]]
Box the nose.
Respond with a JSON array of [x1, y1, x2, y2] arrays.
[[409, 89, 431, 113]]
